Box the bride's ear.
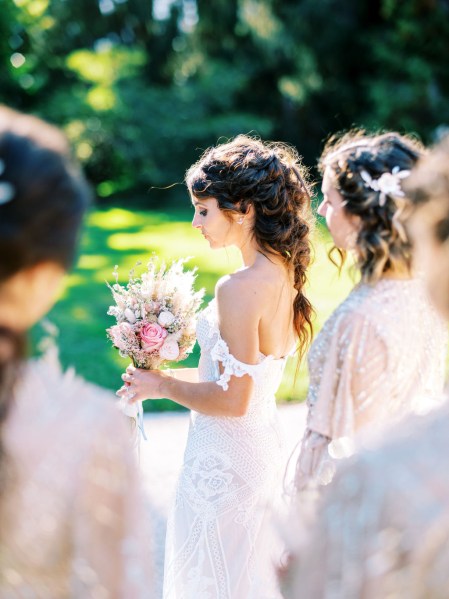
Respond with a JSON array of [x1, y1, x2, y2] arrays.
[[233, 203, 255, 225]]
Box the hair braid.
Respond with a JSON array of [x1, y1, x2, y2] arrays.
[[186, 135, 315, 360]]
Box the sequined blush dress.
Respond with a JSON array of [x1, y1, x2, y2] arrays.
[[295, 278, 447, 492], [163, 299, 287, 599], [286, 398, 449, 598], [0, 351, 153, 598]]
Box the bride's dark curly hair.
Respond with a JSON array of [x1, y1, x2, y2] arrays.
[[319, 131, 424, 283], [186, 134, 314, 360]]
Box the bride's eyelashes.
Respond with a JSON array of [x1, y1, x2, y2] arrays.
[[199, 209, 207, 217]]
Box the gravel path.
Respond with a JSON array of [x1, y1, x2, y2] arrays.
[[139, 403, 308, 598]]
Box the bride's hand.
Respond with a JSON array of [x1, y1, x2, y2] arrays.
[[117, 364, 169, 402]]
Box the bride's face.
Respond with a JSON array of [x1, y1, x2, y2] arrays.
[[191, 196, 242, 249]]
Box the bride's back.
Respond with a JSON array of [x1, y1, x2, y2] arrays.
[[233, 256, 298, 359]]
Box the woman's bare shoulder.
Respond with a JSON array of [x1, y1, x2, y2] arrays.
[[215, 268, 273, 313]]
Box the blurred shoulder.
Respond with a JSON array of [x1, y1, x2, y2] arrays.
[[19, 355, 129, 441], [333, 399, 449, 502]]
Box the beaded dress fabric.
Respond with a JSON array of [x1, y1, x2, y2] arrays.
[[285, 399, 449, 599], [163, 299, 287, 599], [295, 278, 447, 491], [0, 352, 153, 598]]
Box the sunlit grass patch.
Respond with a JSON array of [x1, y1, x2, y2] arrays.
[[35, 204, 354, 411]]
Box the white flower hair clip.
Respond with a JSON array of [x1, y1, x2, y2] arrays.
[[0, 159, 15, 205], [360, 166, 410, 207]]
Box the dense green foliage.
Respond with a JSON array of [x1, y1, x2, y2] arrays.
[[3, 1, 448, 408], [2, 0, 448, 200]]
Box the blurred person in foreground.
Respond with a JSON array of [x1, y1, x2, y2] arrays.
[[0, 106, 152, 597], [282, 135, 449, 598]]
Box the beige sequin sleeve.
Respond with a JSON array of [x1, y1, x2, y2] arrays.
[[295, 312, 389, 490]]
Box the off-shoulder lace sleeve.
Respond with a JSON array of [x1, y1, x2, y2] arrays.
[[72, 409, 153, 598], [296, 313, 388, 491], [210, 335, 262, 391]]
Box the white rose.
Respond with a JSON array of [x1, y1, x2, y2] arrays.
[[158, 310, 175, 327], [124, 308, 137, 324], [159, 338, 180, 361]]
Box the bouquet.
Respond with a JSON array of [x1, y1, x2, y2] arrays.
[[107, 257, 204, 437]]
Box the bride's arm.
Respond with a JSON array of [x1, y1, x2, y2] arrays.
[[165, 367, 199, 383], [120, 277, 261, 417]]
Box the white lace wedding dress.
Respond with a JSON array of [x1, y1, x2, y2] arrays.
[[163, 299, 287, 599]]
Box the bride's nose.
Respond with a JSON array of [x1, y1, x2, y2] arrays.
[[192, 213, 202, 229]]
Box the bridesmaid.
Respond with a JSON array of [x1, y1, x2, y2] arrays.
[[282, 135, 449, 599], [0, 106, 152, 597], [294, 131, 447, 494]]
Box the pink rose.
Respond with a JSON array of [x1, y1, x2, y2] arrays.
[[139, 322, 167, 352]]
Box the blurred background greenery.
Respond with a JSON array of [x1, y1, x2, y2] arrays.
[[2, 0, 448, 408]]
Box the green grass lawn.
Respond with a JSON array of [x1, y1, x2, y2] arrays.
[[36, 205, 355, 411]]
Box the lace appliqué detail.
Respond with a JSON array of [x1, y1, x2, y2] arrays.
[[164, 298, 285, 599], [211, 336, 269, 391], [202, 298, 278, 392]]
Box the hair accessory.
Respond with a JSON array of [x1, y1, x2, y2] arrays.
[[360, 166, 410, 207], [0, 159, 15, 205]]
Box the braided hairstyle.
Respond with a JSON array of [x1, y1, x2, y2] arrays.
[[320, 131, 424, 283], [0, 106, 90, 488], [186, 134, 314, 360]]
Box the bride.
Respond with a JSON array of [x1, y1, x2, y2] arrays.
[[119, 135, 314, 598]]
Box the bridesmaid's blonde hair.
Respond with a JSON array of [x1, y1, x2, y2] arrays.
[[319, 130, 424, 283]]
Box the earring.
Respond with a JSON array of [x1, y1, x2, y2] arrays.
[[237, 217, 244, 225]]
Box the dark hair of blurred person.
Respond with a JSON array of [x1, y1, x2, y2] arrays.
[[0, 105, 90, 482], [0, 106, 152, 597]]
